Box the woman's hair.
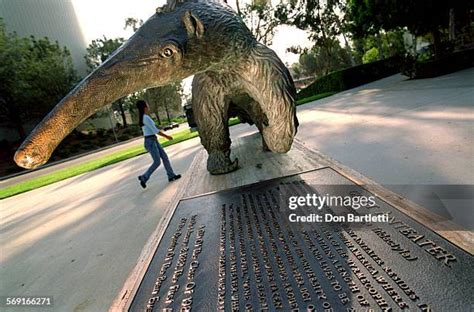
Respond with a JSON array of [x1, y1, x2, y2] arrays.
[[136, 100, 147, 127]]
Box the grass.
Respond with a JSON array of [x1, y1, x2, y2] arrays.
[[227, 117, 241, 127], [0, 93, 335, 199], [296, 92, 336, 106]]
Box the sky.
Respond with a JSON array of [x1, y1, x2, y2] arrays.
[[71, 0, 312, 96]]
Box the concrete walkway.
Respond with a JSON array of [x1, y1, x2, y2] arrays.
[[295, 68, 473, 229], [0, 138, 203, 312], [1, 68, 473, 311]]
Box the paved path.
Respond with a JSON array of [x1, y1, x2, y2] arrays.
[[0, 138, 203, 312], [295, 68, 473, 229], [1, 68, 472, 311]]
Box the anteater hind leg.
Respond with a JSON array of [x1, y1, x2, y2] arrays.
[[192, 74, 238, 175], [256, 123, 270, 152], [247, 99, 270, 152]]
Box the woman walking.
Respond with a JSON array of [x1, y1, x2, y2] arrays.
[[136, 100, 181, 188]]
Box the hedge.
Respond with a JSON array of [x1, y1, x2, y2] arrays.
[[297, 56, 401, 99], [402, 49, 474, 79]]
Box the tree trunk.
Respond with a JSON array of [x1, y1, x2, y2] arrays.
[[14, 118, 26, 140], [353, 38, 364, 65], [432, 28, 442, 60], [154, 111, 161, 125], [376, 33, 385, 60], [342, 32, 355, 66], [412, 34, 417, 55], [235, 0, 241, 15], [118, 99, 127, 128], [165, 102, 171, 123], [449, 8, 455, 42], [384, 32, 394, 56]]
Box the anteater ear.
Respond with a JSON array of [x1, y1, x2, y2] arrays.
[[182, 11, 204, 39]]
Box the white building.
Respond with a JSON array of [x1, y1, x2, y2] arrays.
[[0, 0, 88, 74]]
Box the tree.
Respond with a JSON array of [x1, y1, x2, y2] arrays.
[[362, 47, 379, 64], [289, 63, 304, 80], [143, 83, 183, 124], [0, 18, 78, 139], [235, 0, 293, 45], [298, 52, 318, 76], [294, 38, 352, 77], [85, 36, 124, 72], [276, 0, 356, 66], [122, 91, 145, 124], [84, 36, 129, 127], [351, 30, 405, 63], [124, 18, 143, 32], [345, 0, 472, 59]]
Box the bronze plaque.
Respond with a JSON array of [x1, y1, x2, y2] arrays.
[[130, 168, 473, 311]]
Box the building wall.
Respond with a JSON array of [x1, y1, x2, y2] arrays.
[[0, 0, 88, 75]]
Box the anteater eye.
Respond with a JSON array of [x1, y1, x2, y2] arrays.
[[161, 47, 174, 58]]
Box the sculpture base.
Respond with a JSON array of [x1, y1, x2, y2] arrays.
[[130, 168, 473, 311]]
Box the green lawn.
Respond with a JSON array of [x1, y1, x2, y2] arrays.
[[296, 92, 336, 105], [0, 94, 334, 199]]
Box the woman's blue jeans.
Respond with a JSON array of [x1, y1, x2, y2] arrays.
[[141, 136, 175, 182]]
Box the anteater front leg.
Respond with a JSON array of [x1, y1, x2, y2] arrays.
[[192, 73, 239, 175]]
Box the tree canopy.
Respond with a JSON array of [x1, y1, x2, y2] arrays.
[[84, 36, 124, 73], [143, 83, 183, 125], [0, 18, 78, 138], [345, 0, 472, 57], [235, 1, 291, 45], [293, 38, 352, 78]]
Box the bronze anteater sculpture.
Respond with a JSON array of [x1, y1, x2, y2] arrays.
[[14, 0, 299, 175]]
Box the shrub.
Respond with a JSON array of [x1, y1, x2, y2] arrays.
[[401, 49, 474, 79], [81, 142, 94, 149], [298, 56, 401, 99], [118, 134, 131, 141], [69, 146, 79, 153], [122, 128, 133, 135], [57, 150, 71, 158], [362, 47, 380, 64], [5, 167, 19, 174], [0, 140, 10, 156], [171, 116, 187, 124]]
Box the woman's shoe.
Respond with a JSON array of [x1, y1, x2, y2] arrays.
[[138, 176, 147, 188], [168, 174, 181, 182]]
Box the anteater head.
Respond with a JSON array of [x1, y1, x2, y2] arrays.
[[14, 2, 239, 169]]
